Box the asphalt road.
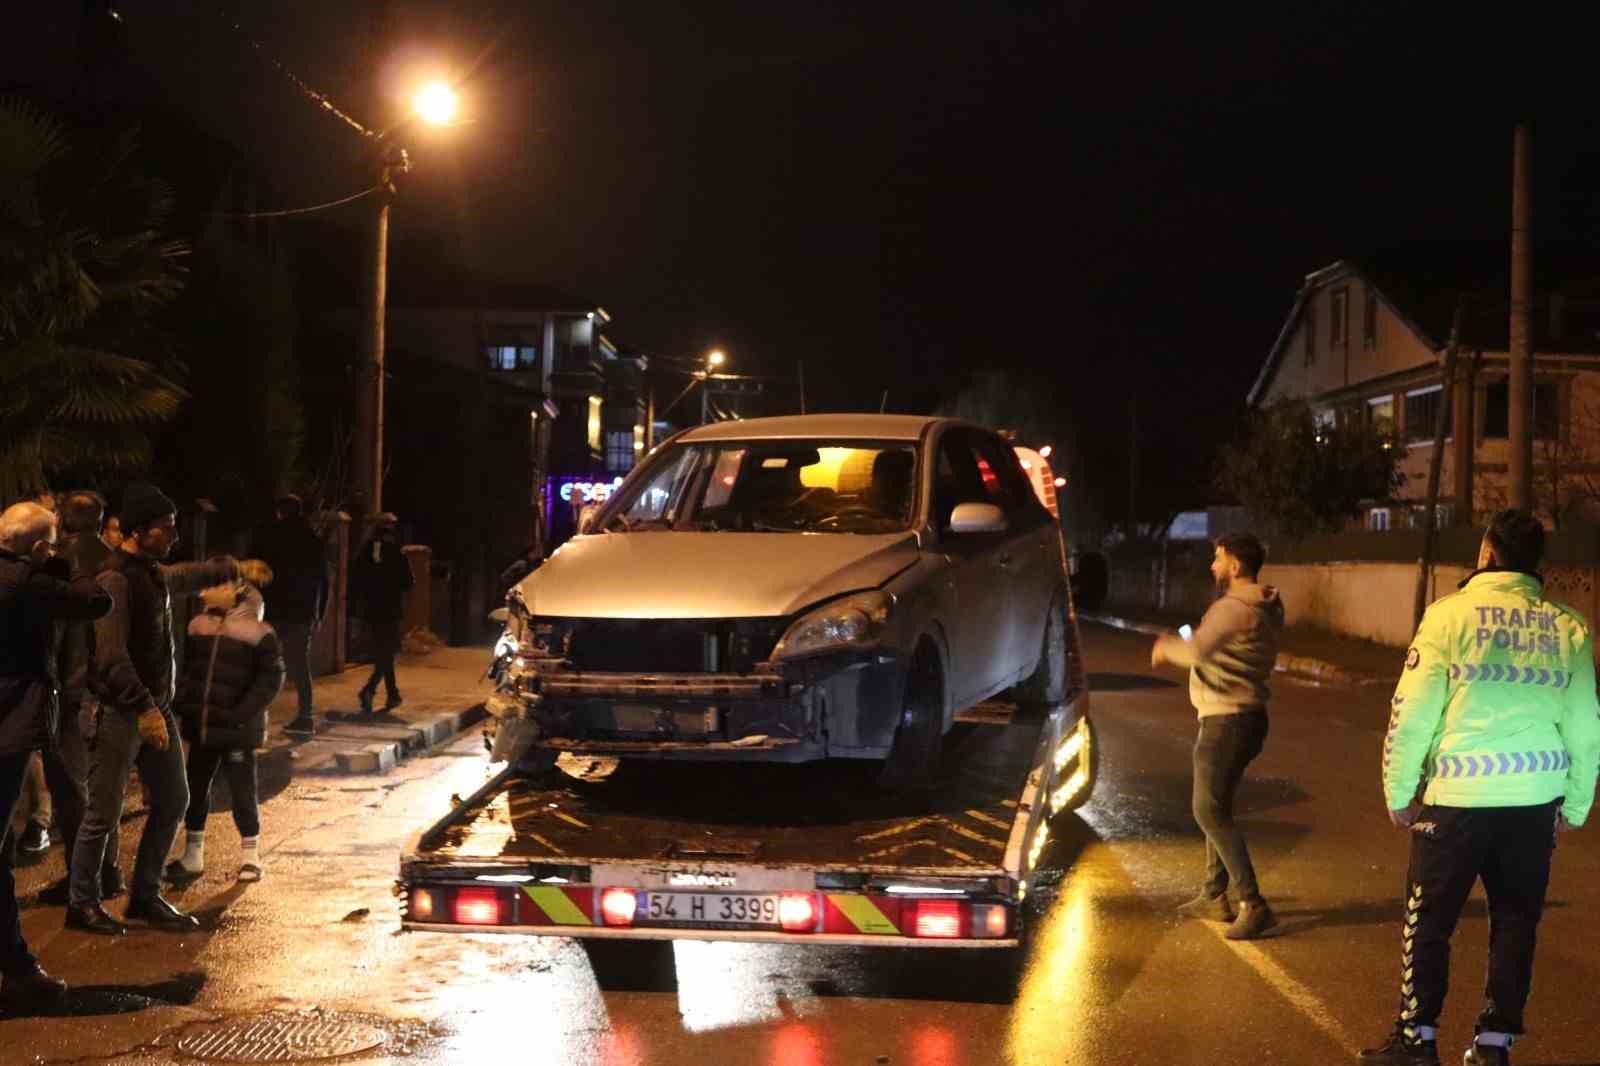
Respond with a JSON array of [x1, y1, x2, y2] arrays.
[[5, 622, 1600, 1065]]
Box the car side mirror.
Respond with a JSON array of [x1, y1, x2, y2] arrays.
[[948, 501, 1008, 535], [577, 503, 601, 535]]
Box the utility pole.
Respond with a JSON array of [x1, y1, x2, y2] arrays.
[[1509, 122, 1534, 511], [351, 158, 393, 523], [1415, 297, 1466, 628], [351, 0, 394, 526]]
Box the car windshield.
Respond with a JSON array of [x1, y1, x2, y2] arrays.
[[601, 439, 918, 534]]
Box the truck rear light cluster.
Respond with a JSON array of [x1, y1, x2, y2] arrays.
[[453, 887, 504, 926], [778, 893, 818, 932], [911, 900, 962, 939], [600, 887, 638, 927]]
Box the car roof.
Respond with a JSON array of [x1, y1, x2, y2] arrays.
[[677, 413, 944, 443]]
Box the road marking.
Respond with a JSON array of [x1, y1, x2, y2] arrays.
[[1207, 926, 1359, 1056]]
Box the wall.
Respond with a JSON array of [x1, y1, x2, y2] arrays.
[[1258, 561, 1472, 646]]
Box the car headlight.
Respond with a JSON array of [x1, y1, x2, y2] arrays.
[[773, 591, 893, 660]]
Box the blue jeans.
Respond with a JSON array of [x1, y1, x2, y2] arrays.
[[0, 751, 39, 975], [1192, 709, 1269, 903], [71, 706, 187, 907]]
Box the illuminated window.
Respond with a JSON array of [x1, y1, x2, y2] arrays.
[[1367, 395, 1395, 437], [1367, 508, 1390, 531], [606, 431, 634, 473], [587, 396, 603, 452], [484, 344, 538, 370]]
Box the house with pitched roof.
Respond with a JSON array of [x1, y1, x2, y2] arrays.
[[1248, 248, 1600, 529]]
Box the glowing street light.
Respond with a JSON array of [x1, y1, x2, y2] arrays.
[[707, 349, 726, 369], [413, 81, 459, 126]]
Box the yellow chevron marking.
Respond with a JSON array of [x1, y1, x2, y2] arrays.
[[828, 894, 900, 935], [550, 810, 590, 829], [855, 816, 941, 843], [522, 886, 591, 925], [964, 809, 1013, 831]]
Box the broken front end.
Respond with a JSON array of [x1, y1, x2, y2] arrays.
[[485, 593, 905, 765]]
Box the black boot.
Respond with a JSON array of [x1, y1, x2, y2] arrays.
[[1359, 1026, 1440, 1065], [124, 894, 200, 931], [0, 963, 68, 1002], [65, 902, 128, 936], [358, 688, 375, 716]]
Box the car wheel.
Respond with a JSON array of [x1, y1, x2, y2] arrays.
[[876, 640, 945, 791], [1011, 589, 1067, 710]]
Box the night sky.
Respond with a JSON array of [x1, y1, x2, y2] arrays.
[[6, 2, 1598, 524]]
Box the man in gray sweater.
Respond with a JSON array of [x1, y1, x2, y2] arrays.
[[1151, 532, 1284, 940]]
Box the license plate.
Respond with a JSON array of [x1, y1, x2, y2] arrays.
[[637, 892, 780, 927]]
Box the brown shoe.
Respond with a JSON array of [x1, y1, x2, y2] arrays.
[[1225, 899, 1278, 940], [1175, 891, 1235, 922]]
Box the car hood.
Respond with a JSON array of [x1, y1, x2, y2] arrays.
[[517, 532, 920, 619]]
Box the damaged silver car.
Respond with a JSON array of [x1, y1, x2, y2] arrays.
[[486, 414, 1071, 786]]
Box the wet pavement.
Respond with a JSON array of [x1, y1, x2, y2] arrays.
[[5, 623, 1600, 1064]]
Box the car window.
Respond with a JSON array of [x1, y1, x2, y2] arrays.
[[933, 433, 985, 529], [968, 433, 1035, 518], [603, 439, 918, 533], [618, 448, 700, 525]]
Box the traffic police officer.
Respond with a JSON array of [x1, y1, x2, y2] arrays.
[[1361, 510, 1600, 1066]]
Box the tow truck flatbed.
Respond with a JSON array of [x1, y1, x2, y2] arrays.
[[398, 692, 1092, 948]]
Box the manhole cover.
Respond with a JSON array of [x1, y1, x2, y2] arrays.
[[176, 1012, 388, 1063]]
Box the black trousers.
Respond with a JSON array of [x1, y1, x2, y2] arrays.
[[1395, 800, 1560, 1038], [277, 623, 314, 718], [0, 751, 38, 976], [184, 745, 260, 838], [361, 618, 401, 702], [1192, 709, 1269, 903], [39, 698, 119, 884]]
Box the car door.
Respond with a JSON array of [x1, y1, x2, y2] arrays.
[[929, 429, 1017, 706], [966, 431, 1061, 685]]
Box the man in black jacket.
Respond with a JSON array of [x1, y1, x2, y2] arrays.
[[67, 483, 266, 935], [35, 491, 123, 906], [249, 495, 326, 736], [0, 501, 112, 1004], [352, 514, 412, 715]]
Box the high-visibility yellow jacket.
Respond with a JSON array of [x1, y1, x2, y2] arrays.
[[1385, 570, 1600, 825]]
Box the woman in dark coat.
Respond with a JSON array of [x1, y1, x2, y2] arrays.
[[351, 515, 412, 715], [166, 580, 283, 885]]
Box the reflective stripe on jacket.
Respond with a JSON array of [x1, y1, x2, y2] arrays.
[[1385, 570, 1600, 824]]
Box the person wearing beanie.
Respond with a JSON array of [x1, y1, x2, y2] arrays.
[[68, 482, 270, 936], [166, 579, 283, 887]]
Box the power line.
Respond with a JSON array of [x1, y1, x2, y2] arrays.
[[202, 8, 376, 140], [214, 185, 381, 219]]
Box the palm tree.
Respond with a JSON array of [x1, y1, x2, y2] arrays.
[[0, 96, 187, 504]]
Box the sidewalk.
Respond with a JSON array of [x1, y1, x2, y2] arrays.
[[1082, 605, 1402, 686], [261, 642, 492, 775]]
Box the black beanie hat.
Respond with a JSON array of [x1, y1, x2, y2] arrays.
[[120, 482, 177, 533]]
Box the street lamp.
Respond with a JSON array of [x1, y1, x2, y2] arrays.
[[700, 349, 729, 424], [350, 79, 463, 525]]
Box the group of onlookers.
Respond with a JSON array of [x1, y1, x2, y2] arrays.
[[0, 484, 412, 1007]]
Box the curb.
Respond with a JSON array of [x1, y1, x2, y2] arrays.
[[1080, 612, 1388, 687], [268, 702, 487, 778]]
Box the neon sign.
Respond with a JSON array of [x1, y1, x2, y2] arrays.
[[556, 477, 623, 504]]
